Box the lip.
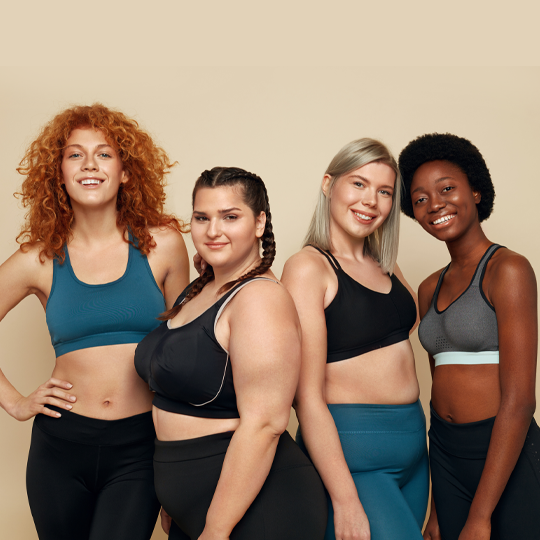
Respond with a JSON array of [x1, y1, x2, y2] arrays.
[[77, 177, 105, 186], [351, 209, 377, 223], [205, 242, 229, 249], [430, 213, 456, 227]]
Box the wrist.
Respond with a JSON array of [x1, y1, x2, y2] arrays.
[[204, 516, 233, 538]]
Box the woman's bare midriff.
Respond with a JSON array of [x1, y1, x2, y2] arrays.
[[431, 364, 501, 424], [52, 343, 153, 420], [325, 340, 420, 405], [153, 408, 241, 441]]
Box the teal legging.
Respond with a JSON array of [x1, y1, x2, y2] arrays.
[[297, 400, 428, 540]]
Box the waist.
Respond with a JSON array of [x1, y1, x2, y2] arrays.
[[434, 351, 499, 367], [153, 406, 241, 441]]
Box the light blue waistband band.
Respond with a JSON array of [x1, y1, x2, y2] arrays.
[[434, 351, 499, 367]]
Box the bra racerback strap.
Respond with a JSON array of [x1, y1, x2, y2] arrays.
[[309, 245, 342, 273], [472, 244, 502, 287], [431, 264, 450, 307]]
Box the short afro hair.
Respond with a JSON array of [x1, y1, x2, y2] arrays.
[[399, 133, 495, 222]]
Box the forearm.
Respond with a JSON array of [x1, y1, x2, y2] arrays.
[[203, 422, 282, 536], [467, 400, 534, 522], [0, 368, 23, 416], [296, 398, 361, 506]]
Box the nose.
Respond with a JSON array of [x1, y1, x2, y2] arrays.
[[428, 193, 445, 212], [361, 187, 377, 208], [206, 218, 221, 238], [82, 154, 98, 171]]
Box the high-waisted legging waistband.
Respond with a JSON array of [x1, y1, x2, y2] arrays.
[[33, 406, 155, 446], [327, 399, 426, 433]]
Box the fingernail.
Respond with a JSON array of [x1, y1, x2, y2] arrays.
[[70, 396, 76, 401], [56, 413, 62, 418], [66, 404, 72, 409], [67, 384, 73, 388]]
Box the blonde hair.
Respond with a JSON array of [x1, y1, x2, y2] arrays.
[[303, 138, 402, 274]]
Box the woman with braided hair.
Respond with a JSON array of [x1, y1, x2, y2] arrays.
[[135, 166, 328, 540], [281, 138, 429, 540], [0, 104, 190, 539]]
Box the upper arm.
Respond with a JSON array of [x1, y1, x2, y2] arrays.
[[0, 247, 51, 320], [227, 282, 301, 431], [281, 252, 331, 404], [489, 253, 537, 405], [394, 263, 420, 332], [418, 273, 440, 378], [148, 227, 190, 309]]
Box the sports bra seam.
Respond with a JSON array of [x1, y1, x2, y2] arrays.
[[329, 330, 409, 359], [433, 244, 497, 314]]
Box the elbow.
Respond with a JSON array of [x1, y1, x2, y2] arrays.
[[501, 394, 536, 421]]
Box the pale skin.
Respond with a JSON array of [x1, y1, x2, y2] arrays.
[[281, 162, 421, 540], [153, 185, 302, 540], [0, 127, 189, 423], [412, 160, 537, 540]]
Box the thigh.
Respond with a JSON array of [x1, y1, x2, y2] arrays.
[[26, 422, 96, 540], [492, 420, 540, 539], [89, 439, 160, 540], [400, 441, 429, 529]]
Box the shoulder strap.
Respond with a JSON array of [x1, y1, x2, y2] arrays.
[[473, 244, 502, 287], [214, 277, 279, 337], [431, 264, 450, 307], [308, 245, 342, 273]]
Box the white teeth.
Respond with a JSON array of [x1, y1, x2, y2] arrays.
[[354, 211, 374, 221], [81, 179, 101, 185], [433, 215, 455, 225]]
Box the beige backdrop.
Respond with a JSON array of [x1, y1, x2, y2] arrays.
[[1, 67, 539, 539]]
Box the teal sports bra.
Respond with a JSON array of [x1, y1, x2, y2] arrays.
[[46, 238, 165, 357]]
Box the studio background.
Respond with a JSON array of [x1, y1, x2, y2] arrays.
[[1, 67, 538, 539]]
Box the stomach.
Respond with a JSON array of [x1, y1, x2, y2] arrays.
[[51, 343, 154, 420], [153, 408, 240, 441], [431, 364, 501, 423], [325, 340, 420, 405]]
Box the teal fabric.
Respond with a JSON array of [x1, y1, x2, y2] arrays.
[[46, 240, 165, 357], [297, 401, 428, 540]]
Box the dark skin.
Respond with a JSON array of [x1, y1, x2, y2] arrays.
[[411, 160, 537, 540]]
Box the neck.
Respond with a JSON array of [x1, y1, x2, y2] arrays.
[[446, 222, 492, 267], [69, 202, 124, 247], [212, 251, 263, 291], [328, 222, 368, 262]]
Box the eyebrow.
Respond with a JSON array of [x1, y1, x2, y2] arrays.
[[193, 207, 242, 215], [349, 174, 394, 190], [64, 143, 114, 150], [411, 176, 453, 194]]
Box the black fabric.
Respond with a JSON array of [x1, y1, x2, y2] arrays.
[[311, 247, 417, 362], [136, 278, 274, 419], [26, 408, 160, 540], [429, 404, 540, 540], [154, 430, 328, 540]]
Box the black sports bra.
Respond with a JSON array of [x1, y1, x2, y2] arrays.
[[312, 247, 417, 363], [134, 276, 276, 419]]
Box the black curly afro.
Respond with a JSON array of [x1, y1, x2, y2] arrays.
[[399, 133, 495, 222]]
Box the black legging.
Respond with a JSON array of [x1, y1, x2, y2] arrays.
[[429, 404, 540, 540], [154, 430, 328, 540], [26, 407, 160, 540]]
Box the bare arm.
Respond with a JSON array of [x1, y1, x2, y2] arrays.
[[0, 248, 75, 420], [394, 263, 420, 333], [458, 253, 537, 540], [199, 281, 301, 539], [282, 250, 370, 540]]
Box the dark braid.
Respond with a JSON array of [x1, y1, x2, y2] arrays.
[[159, 167, 276, 321]]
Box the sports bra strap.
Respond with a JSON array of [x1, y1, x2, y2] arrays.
[[472, 244, 501, 287], [309, 245, 342, 273], [431, 265, 449, 307]]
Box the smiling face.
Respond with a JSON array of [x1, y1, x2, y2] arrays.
[[410, 160, 481, 242], [61, 127, 127, 209], [324, 161, 396, 244], [191, 185, 266, 274]]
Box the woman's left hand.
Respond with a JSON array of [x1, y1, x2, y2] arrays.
[[457, 517, 491, 540]]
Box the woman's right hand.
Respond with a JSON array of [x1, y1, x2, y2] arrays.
[[423, 512, 441, 540], [193, 252, 207, 275], [8, 378, 75, 421], [333, 500, 371, 540]]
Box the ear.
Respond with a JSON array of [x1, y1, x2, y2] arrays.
[[120, 169, 129, 184], [473, 190, 481, 203], [322, 174, 332, 197], [255, 211, 266, 238]]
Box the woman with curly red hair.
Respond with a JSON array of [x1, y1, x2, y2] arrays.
[[0, 104, 189, 540]]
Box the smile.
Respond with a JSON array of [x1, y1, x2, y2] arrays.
[[353, 211, 375, 222], [432, 214, 455, 225], [79, 179, 103, 186]]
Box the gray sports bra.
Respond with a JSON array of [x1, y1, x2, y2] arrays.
[[418, 244, 502, 367]]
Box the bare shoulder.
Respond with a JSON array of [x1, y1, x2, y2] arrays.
[[489, 247, 536, 282], [282, 246, 332, 285], [3, 243, 52, 276], [149, 225, 187, 253]]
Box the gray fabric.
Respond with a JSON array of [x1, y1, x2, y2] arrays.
[[419, 244, 501, 357]]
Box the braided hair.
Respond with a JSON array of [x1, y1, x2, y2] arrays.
[[160, 167, 276, 320]]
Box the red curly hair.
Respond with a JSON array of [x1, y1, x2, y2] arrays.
[[16, 103, 188, 262]]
